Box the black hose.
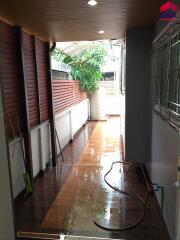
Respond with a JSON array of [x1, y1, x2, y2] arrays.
[[94, 161, 151, 231]]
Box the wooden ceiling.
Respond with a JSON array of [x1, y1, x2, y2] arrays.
[[0, 0, 164, 41]]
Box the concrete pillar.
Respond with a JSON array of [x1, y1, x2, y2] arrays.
[[90, 86, 106, 120], [125, 27, 153, 163]]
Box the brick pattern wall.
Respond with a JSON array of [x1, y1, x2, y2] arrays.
[[0, 20, 51, 137], [53, 80, 88, 114], [35, 39, 49, 123], [0, 19, 87, 137], [0, 21, 22, 137], [23, 32, 39, 128]]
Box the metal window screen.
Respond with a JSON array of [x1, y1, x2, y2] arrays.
[[152, 20, 180, 129]]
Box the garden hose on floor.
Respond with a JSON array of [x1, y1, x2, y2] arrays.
[[94, 161, 152, 231]]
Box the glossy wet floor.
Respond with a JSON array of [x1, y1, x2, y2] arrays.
[[17, 232, 124, 240], [15, 117, 170, 240]]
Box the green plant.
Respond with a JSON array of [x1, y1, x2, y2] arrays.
[[52, 45, 107, 95]]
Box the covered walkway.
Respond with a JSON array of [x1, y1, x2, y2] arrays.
[[15, 117, 169, 240], [0, 1, 179, 240]]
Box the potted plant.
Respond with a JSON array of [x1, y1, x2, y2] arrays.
[[53, 45, 107, 120]]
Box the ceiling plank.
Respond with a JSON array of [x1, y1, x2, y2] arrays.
[[0, 0, 164, 41]]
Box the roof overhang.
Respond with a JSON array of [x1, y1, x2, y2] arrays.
[[0, 0, 164, 41]]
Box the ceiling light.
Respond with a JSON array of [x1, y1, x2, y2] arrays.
[[98, 30, 105, 34], [88, 0, 97, 6]]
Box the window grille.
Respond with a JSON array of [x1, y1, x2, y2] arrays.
[[152, 18, 180, 129]]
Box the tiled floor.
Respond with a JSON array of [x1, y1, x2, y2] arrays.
[[15, 117, 170, 240], [17, 232, 124, 240], [42, 118, 125, 233], [15, 121, 97, 232], [62, 234, 124, 240]]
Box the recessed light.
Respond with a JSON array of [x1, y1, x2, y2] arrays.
[[98, 30, 105, 34], [88, 0, 97, 6]]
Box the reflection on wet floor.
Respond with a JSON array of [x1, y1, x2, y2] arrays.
[[15, 117, 170, 240], [42, 163, 142, 233], [42, 118, 124, 234], [15, 120, 97, 233], [41, 117, 169, 240]]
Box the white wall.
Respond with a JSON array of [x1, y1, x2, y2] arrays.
[[56, 112, 71, 151], [9, 121, 52, 198], [9, 138, 25, 198], [55, 99, 89, 155], [31, 130, 41, 177], [31, 122, 51, 177], [0, 85, 15, 240], [39, 123, 51, 170], [148, 16, 180, 240], [9, 99, 89, 198], [104, 95, 122, 115], [148, 113, 180, 240], [71, 100, 89, 137]]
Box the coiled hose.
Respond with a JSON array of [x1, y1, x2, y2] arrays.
[[94, 161, 151, 231]]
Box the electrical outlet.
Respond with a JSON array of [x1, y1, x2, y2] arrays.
[[177, 157, 180, 183], [178, 157, 180, 172]]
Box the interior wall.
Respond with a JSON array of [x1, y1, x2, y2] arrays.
[[39, 123, 52, 170], [125, 27, 153, 163], [104, 96, 121, 115], [0, 19, 55, 199], [0, 20, 50, 137], [23, 32, 39, 128], [0, 19, 52, 197], [0, 83, 15, 240], [10, 98, 89, 198], [175, 140, 180, 239], [55, 99, 89, 154], [31, 122, 51, 177], [147, 16, 180, 239], [125, 23, 180, 239], [177, 139, 180, 239], [56, 112, 71, 150], [0, 21, 23, 137], [9, 122, 52, 198], [9, 139, 25, 198], [0, 18, 90, 201], [147, 113, 179, 239], [31, 129, 41, 178], [71, 100, 89, 137]]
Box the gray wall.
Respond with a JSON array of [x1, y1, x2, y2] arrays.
[[147, 113, 179, 240], [125, 27, 153, 163], [123, 23, 179, 240], [0, 83, 15, 240], [147, 16, 180, 239]]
